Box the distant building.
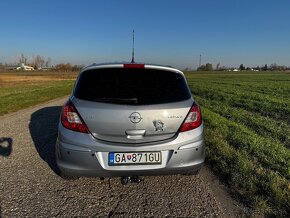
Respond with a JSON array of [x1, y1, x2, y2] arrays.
[[228, 68, 240, 72], [38, 66, 54, 70], [16, 63, 34, 71]]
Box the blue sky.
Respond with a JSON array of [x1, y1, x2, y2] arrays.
[[0, 0, 290, 69]]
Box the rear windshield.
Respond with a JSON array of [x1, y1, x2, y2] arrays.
[[74, 68, 191, 105]]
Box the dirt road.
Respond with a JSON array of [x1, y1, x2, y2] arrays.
[[0, 97, 246, 217]]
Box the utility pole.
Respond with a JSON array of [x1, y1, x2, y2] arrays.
[[199, 54, 202, 67]]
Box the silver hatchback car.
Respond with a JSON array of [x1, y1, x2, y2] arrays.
[[56, 63, 205, 181]]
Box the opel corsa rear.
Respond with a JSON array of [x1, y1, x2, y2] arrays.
[[56, 63, 205, 179]]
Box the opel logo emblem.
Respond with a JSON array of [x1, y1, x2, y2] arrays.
[[129, 112, 142, 123]]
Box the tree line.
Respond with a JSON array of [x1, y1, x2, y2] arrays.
[[197, 62, 290, 71], [0, 54, 83, 71], [19, 53, 51, 69]]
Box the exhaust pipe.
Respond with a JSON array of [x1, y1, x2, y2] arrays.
[[121, 176, 142, 185]]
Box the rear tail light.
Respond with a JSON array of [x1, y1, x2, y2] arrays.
[[123, 64, 145, 68], [61, 100, 88, 133], [179, 102, 202, 132]]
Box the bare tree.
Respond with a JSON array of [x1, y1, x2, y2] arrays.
[[31, 55, 36, 67], [40, 56, 45, 68], [34, 55, 45, 69], [45, 57, 51, 67], [19, 54, 26, 64], [216, 62, 220, 70], [35, 55, 41, 69]]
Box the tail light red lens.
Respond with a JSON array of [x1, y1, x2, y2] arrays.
[[179, 102, 202, 132], [123, 64, 145, 68], [61, 100, 88, 133]]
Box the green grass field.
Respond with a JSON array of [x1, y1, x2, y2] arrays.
[[1, 70, 289, 215], [185, 71, 290, 216], [0, 71, 77, 115]]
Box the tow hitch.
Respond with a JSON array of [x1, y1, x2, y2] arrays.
[[121, 176, 142, 185]]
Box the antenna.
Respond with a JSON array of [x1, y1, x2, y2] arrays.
[[131, 30, 135, 63]]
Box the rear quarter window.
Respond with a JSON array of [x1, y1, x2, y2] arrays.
[[74, 68, 191, 105]]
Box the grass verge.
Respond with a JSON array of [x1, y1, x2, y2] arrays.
[[0, 71, 76, 116], [185, 71, 290, 216]]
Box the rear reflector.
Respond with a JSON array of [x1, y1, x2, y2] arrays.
[[61, 100, 88, 133], [179, 102, 202, 132], [123, 64, 145, 68]]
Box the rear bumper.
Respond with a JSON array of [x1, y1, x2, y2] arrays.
[[56, 124, 205, 177]]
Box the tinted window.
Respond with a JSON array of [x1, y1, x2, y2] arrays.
[[74, 68, 191, 105]]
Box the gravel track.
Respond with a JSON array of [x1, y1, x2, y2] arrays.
[[0, 97, 246, 217]]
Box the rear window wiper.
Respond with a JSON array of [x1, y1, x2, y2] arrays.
[[93, 97, 138, 104]]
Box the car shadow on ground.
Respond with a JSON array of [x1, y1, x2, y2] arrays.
[[0, 137, 13, 157], [29, 106, 62, 174]]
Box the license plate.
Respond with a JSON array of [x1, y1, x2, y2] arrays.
[[108, 152, 162, 165]]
